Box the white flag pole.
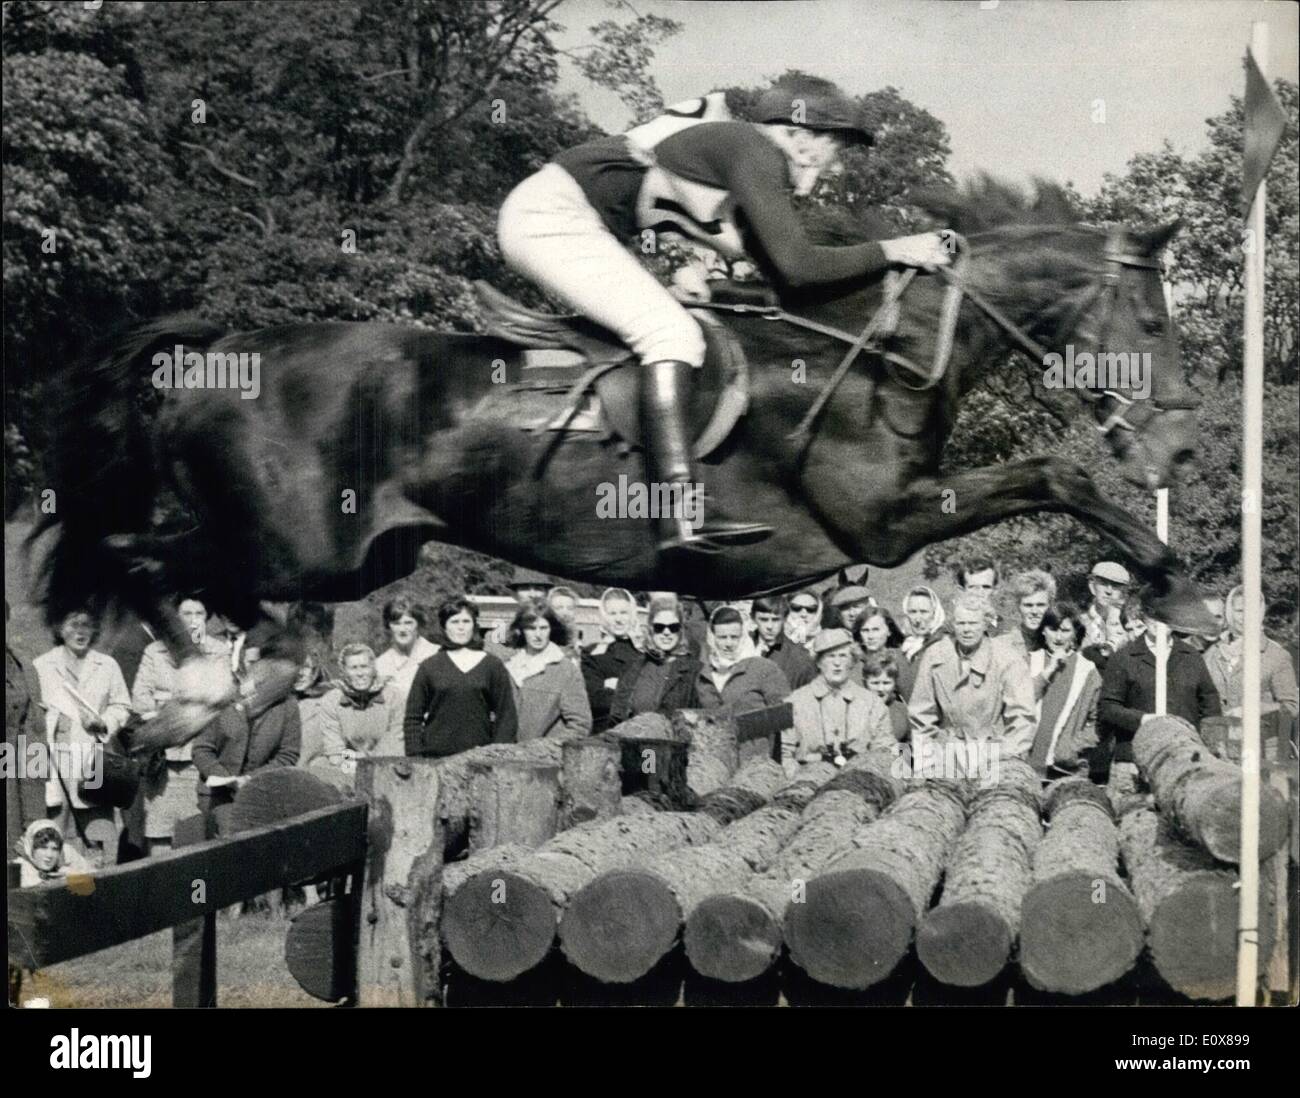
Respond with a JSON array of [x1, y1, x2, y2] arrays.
[[1235, 19, 1268, 1008]]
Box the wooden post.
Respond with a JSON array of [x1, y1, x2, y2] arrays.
[[356, 758, 444, 1007], [619, 738, 691, 809], [559, 736, 622, 829], [672, 708, 739, 797], [171, 813, 216, 1008], [467, 758, 561, 851]]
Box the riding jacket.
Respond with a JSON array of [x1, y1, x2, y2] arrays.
[[552, 96, 890, 288]]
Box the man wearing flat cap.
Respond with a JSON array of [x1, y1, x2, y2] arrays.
[[782, 629, 893, 777], [1079, 560, 1134, 672], [828, 585, 874, 632]]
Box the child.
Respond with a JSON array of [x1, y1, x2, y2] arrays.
[[862, 651, 910, 743], [16, 819, 91, 887]]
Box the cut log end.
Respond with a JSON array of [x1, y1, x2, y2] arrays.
[[916, 902, 1012, 988], [441, 870, 555, 983], [1197, 784, 1290, 864], [1019, 872, 1144, 995], [683, 894, 783, 984], [1149, 872, 1274, 1002], [559, 870, 680, 984], [784, 868, 914, 990]]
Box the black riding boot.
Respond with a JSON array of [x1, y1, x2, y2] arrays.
[[642, 360, 773, 551]]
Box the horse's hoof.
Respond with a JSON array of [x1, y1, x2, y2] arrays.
[[1143, 575, 1219, 637]]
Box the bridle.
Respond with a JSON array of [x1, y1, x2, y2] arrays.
[[946, 225, 1198, 440], [690, 224, 1194, 449]]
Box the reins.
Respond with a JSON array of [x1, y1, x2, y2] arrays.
[[689, 224, 1180, 454]]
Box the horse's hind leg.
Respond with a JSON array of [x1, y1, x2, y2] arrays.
[[866, 455, 1210, 631]]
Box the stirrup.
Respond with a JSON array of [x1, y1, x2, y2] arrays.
[[657, 513, 774, 555]]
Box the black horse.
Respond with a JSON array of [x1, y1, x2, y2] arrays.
[[32, 181, 1210, 669]]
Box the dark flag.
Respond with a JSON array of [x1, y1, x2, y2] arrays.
[[1241, 47, 1287, 215]]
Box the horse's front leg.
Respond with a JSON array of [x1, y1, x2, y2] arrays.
[[866, 455, 1212, 631]]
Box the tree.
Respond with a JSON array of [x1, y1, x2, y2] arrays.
[[1089, 79, 1298, 385]]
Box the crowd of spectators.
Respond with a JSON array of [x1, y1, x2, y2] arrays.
[[7, 556, 1297, 878]]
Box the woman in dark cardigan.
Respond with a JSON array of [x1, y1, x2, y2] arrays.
[[404, 597, 518, 758], [609, 596, 701, 724]]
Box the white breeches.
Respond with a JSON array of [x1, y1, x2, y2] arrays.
[[497, 163, 707, 367]]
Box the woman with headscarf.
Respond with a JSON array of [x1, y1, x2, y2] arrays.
[[1203, 586, 1298, 718], [897, 585, 949, 702], [15, 819, 91, 887], [610, 595, 702, 723], [504, 599, 592, 741], [581, 588, 645, 733], [696, 606, 791, 714], [784, 590, 823, 655], [33, 609, 132, 866], [307, 643, 406, 791]]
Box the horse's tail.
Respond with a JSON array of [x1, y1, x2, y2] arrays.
[[29, 314, 227, 628]]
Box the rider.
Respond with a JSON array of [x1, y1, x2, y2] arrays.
[[497, 74, 952, 553]]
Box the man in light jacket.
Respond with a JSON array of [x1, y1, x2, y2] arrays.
[[909, 593, 1036, 780]]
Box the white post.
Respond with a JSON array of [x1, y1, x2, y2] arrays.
[[1154, 274, 1174, 716], [1155, 488, 1169, 716], [1235, 20, 1268, 1008]]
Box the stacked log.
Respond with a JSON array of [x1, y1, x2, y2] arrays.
[[441, 810, 721, 981], [559, 759, 791, 982], [1118, 804, 1276, 1001], [684, 751, 904, 983], [1019, 779, 1144, 995], [916, 761, 1042, 987], [1132, 715, 1289, 863], [784, 779, 968, 990]]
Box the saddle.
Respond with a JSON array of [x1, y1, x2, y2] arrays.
[[472, 281, 749, 460]]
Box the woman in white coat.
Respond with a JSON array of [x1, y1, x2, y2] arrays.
[[33, 609, 131, 865]]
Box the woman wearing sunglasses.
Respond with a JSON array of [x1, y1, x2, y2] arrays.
[[609, 596, 701, 724], [784, 592, 823, 655]]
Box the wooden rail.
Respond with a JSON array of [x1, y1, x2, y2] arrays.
[[8, 801, 367, 1006]]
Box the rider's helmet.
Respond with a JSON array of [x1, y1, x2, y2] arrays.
[[754, 76, 874, 147]]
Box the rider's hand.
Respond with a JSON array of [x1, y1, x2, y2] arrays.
[[881, 232, 954, 270], [671, 265, 713, 303]]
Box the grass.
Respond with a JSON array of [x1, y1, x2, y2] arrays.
[[19, 905, 328, 1009]]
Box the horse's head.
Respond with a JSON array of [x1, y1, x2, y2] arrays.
[[911, 179, 1198, 491], [1066, 220, 1199, 491]]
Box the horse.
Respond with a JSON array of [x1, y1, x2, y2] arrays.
[[31, 180, 1211, 687]]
